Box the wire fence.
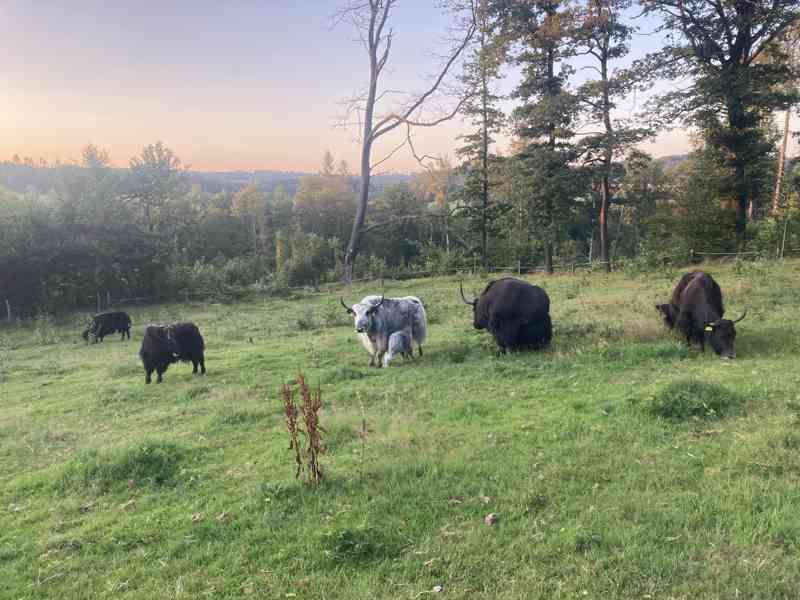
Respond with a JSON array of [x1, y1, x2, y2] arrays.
[[3, 248, 800, 323]]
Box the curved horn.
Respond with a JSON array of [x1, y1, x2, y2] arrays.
[[732, 306, 749, 323], [459, 280, 476, 306], [340, 298, 354, 313]]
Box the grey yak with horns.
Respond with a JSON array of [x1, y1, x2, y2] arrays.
[[460, 277, 552, 353], [656, 270, 747, 359], [340, 294, 427, 367]]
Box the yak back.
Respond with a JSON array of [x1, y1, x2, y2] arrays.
[[673, 271, 724, 324], [476, 278, 550, 328], [370, 298, 424, 338]]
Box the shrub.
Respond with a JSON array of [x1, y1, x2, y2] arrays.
[[647, 379, 744, 421]]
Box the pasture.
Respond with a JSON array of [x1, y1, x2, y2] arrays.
[[2, 260, 800, 599]]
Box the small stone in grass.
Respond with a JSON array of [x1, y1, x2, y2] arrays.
[[484, 512, 499, 526]]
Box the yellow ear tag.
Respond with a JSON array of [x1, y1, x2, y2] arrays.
[[704, 326, 713, 332]]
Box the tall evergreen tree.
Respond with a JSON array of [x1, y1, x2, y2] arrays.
[[498, 0, 581, 273], [457, 0, 508, 265], [574, 0, 651, 271]]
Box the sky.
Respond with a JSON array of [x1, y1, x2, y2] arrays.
[[0, 1, 795, 173]]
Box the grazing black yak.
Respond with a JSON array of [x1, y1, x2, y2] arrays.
[[82, 311, 131, 343], [139, 322, 205, 384], [656, 271, 747, 359], [460, 277, 552, 353]]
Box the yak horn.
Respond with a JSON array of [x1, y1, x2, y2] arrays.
[[340, 298, 354, 313], [460, 280, 476, 306], [732, 306, 749, 323]]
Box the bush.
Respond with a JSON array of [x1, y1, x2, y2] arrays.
[[415, 242, 468, 275], [647, 379, 744, 421]]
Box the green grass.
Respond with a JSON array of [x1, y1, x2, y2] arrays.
[[2, 261, 800, 598]]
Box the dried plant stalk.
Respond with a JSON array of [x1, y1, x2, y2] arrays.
[[281, 374, 326, 485]]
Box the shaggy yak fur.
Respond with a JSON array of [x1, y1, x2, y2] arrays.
[[461, 277, 552, 353], [656, 270, 747, 359], [139, 322, 206, 383]]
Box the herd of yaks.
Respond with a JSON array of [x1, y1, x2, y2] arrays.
[[79, 269, 748, 384]]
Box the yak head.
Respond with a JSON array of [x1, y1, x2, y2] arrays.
[[163, 326, 182, 356], [704, 307, 748, 360], [341, 295, 384, 334], [459, 281, 484, 330]]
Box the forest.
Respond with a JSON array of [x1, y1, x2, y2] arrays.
[[1, 0, 799, 317]]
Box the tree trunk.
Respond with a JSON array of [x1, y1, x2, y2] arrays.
[[481, 60, 490, 266], [343, 39, 380, 284], [772, 109, 791, 214], [599, 175, 610, 271]]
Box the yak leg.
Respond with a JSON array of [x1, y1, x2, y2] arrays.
[[199, 356, 206, 375], [192, 360, 199, 374], [145, 368, 153, 385]]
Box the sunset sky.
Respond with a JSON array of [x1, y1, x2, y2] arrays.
[[1, 1, 795, 173]]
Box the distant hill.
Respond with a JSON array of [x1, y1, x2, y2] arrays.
[[0, 162, 414, 197], [654, 154, 689, 170]]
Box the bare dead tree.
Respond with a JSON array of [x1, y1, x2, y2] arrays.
[[335, 0, 476, 283]]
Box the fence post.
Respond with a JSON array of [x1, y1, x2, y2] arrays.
[[780, 218, 789, 259], [96, 292, 101, 314], [106, 290, 111, 309], [518, 260, 521, 275], [690, 248, 695, 263], [4, 299, 10, 323]]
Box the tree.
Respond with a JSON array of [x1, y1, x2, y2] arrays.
[[499, 0, 581, 273], [640, 0, 800, 242], [320, 150, 336, 177], [127, 142, 187, 232], [771, 23, 800, 214], [336, 0, 476, 283], [574, 0, 651, 271], [457, 0, 507, 265], [232, 183, 268, 255]]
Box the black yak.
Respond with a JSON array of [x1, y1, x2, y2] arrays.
[[82, 311, 131, 343], [460, 278, 552, 353], [139, 322, 206, 384], [656, 271, 747, 359]]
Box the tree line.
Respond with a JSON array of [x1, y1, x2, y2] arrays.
[[1, 0, 799, 316]]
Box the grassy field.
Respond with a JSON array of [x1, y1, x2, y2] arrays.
[[2, 260, 800, 599]]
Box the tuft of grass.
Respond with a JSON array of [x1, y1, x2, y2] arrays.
[[647, 379, 745, 421], [56, 440, 189, 493], [321, 526, 400, 565], [96, 386, 146, 406], [214, 406, 271, 427], [325, 366, 370, 383]]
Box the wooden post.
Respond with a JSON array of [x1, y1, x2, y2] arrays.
[[96, 292, 101, 314], [780, 218, 789, 260], [4, 299, 10, 323], [106, 290, 111, 309], [517, 260, 521, 275]]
